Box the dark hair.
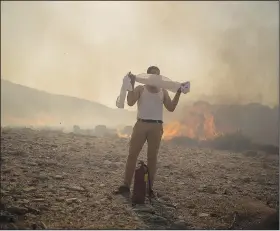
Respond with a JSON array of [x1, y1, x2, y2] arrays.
[[147, 66, 160, 74]]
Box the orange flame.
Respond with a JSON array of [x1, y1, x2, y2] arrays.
[[117, 131, 131, 139], [163, 102, 224, 141]]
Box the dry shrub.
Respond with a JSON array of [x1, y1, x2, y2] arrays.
[[121, 126, 133, 136], [170, 136, 198, 147], [73, 125, 80, 133], [211, 131, 252, 152], [253, 143, 279, 155], [169, 131, 279, 155], [94, 125, 108, 136]]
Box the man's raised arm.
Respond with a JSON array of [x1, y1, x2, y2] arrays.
[[127, 85, 143, 106], [163, 88, 181, 112]]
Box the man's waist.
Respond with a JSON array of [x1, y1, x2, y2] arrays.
[[137, 118, 163, 124]]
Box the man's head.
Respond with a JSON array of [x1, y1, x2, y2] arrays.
[[147, 66, 160, 75]]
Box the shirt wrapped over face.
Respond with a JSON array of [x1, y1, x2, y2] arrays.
[[116, 73, 190, 109]]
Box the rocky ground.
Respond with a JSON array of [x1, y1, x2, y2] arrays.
[[0, 127, 279, 229]]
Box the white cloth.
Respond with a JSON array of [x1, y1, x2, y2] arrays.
[[116, 73, 132, 108], [116, 73, 190, 109]]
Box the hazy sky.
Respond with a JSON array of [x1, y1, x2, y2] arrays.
[[1, 1, 279, 108]]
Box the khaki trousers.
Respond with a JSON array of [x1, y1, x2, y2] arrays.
[[124, 120, 163, 188]]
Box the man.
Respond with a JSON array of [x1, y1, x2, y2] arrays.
[[114, 66, 183, 196]]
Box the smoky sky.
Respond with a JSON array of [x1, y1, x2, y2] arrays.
[[1, 1, 279, 108]]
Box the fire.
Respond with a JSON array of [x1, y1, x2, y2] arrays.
[[163, 102, 223, 141], [116, 125, 133, 139], [117, 131, 131, 139]]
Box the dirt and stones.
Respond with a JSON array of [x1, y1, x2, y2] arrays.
[[0, 127, 278, 229]]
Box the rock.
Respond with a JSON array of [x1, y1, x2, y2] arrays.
[[20, 199, 30, 204], [28, 181, 37, 186], [104, 160, 112, 165], [114, 162, 124, 167], [100, 183, 105, 187], [161, 196, 171, 202], [67, 185, 85, 192], [66, 198, 80, 204], [56, 197, 65, 202], [223, 188, 230, 195], [2, 168, 12, 174], [1, 189, 7, 196], [106, 194, 113, 200], [198, 185, 217, 194], [54, 175, 64, 180], [23, 187, 36, 193], [210, 212, 218, 217], [7, 206, 28, 215], [29, 162, 38, 166], [40, 221, 47, 229], [163, 164, 172, 169], [26, 206, 41, 214], [150, 215, 169, 225], [12, 172, 21, 176], [36, 175, 48, 180], [198, 186, 205, 192], [170, 220, 189, 229], [187, 204, 196, 209], [241, 176, 251, 183], [133, 205, 155, 214], [199, 213, 209, 217], [156, 192, 164, 198], [33, 198, 45, 202], [100, 198, 107, 203], [38, 205, 49, 211]]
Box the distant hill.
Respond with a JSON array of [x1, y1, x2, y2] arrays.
[[1, 79, 136, 128]]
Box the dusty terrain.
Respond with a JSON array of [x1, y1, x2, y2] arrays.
[[1, 127, 279, 229]]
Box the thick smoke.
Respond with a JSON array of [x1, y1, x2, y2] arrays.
[[1, 1, 279, 108]]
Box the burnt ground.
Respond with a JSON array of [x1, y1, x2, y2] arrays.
[[0, 127, 279, 229]]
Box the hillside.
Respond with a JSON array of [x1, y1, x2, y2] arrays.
[[1, 79, 136, 128]]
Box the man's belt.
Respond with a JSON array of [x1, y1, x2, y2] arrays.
[[137, 118, 163, 124]]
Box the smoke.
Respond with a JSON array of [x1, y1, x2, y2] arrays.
[[1, 1, 279, 108]]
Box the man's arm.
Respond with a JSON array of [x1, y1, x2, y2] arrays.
[[163, 88, 181, 112], [127, 85, 143, 106]]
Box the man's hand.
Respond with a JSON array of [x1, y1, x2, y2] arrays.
[[177, 85, 182, 93], [179, 82, 190, 94], [128, 72, 136, 89]]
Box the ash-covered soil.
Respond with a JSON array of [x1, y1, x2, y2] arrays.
[[0, 128, 278, 229]]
